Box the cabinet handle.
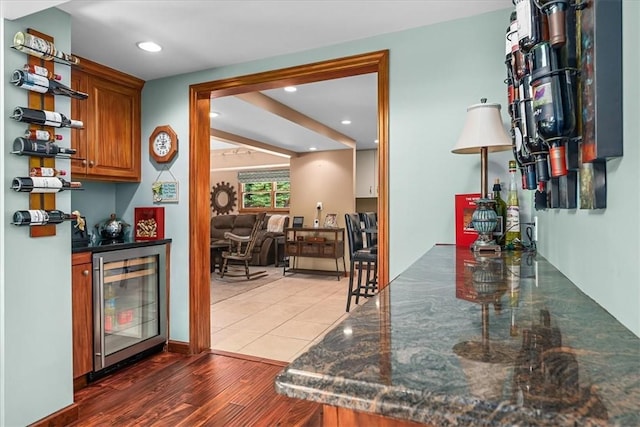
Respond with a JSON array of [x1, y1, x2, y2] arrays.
[[89, 160, 95, 167], [82, 159, 87, 166], [82, 269, 89, 276]]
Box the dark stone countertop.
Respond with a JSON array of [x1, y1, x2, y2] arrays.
[[275, 245, 640, 426], [72, 239, 172, 254]]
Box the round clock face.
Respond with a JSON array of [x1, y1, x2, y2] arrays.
[[149, 125, 178, 163], [153, 132, 172, 156]]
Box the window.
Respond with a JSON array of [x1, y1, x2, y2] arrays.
[[238, 169, 290, 211]]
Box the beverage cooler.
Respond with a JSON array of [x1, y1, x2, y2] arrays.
[[91, 244, 167, 377]]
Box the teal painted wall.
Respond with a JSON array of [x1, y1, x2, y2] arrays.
[[1, 9, 74, 426], [537, 0, 640, 335]]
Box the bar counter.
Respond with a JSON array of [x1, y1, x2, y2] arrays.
[[275, 245, 640, 426]]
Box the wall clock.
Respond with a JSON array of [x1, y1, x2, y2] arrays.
[[149, 125, 178, 163]]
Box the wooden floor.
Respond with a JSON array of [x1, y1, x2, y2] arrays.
[[69, 350, 321, 426]]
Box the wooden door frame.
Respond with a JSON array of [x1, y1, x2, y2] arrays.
[[187, 50, 390, 354]]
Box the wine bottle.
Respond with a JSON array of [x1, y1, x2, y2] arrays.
[[24, 129, 63, 141], [12, 209, 76, 226], [492, 178, 507, 245], [11, 70, 89, 99], [12, 137, 76, 157], [23, 64, 62, 81], [11, 177, 82, 193], [515, 0, 545, 53], [29, 167, 67, 177], [506, 160, 522, 249], [10, 106, 83, 129], [516, 75, 539, 189], [13, 31, 80, 65], [539, 0, 569, 48]]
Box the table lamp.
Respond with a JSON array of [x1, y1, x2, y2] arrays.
[[452, 99, 512, 251]]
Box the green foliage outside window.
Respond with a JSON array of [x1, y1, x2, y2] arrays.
[[241, 181, 290, 210]]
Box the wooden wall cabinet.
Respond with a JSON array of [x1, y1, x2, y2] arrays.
[[71, 56, 144, 182], [356, 149, 378, 198], [71, 252, 93, 380]]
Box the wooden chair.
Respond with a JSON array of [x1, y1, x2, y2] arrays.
[[219, 212, 268, 280]]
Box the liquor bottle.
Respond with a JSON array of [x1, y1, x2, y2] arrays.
[[12, 209, 76, 226], [10, 106, 83, 129], [505, 160, 522, 249], [539, 0, 569, 47], [492, 179, 507, 245], [11, 177, 82, 193], [24, 129, 63, 141], [23, 64, 62, 81], [11, 70, 88, 99], [12, 137, 76, 157], [515, 0, 545, 53], [29, 167, 67, 177], [13, 31, 80, 65]]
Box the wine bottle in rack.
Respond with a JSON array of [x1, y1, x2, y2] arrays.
[[11, 177, 82, 193], [29, 167, 67, 177], [11, 70, 89, 99], [516, 0, 545, 53], [539, 0, 569, 48], [24, 129, 63, 141], [12, 137, 76, 157], [13, 31, 80, 65], [10, 106, 83, 129], [23, 64, 62, 81], [12, 209, 76, 226]]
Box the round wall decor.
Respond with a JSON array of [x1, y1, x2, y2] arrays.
[[210, 181, 237, 215]]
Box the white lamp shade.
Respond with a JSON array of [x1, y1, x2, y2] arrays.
[[452, 102, 512, 154]]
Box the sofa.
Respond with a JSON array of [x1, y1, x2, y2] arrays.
[[210, 213, 289, 267]]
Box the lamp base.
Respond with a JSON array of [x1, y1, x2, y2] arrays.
[[472, 240, 501, 253]]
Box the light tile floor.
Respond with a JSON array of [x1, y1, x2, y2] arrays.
[[210, 269, 358, 362]]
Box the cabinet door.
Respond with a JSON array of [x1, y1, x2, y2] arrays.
[[72, 262, 93, 378], [356, 150, 377, 197], [70, 70, 89, 177], [86, 75, 141, 181]]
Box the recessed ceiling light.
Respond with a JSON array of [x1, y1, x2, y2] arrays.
[[284, 86, 297, 92], [374, 139, 379, 144], [309, 147, 317, 151], [209, 111, 220, 118], [341, 119, 351, 125], [137, 41, 162, 52]]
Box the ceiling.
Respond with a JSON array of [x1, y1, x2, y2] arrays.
[[7, 1, 510, 154]]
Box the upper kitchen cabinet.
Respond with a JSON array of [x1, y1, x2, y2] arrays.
[[356, 149, 378, 198], [71, 56, 144, 182]]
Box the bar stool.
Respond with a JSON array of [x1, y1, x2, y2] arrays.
[[344, 213, 378, 312]]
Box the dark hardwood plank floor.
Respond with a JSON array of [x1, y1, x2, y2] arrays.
[[69, 350, 321, 427]]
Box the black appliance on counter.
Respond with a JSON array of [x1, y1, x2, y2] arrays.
[[72, 216, 90, 248]]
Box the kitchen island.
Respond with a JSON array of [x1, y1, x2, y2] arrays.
[[275, 245, 640, 426]]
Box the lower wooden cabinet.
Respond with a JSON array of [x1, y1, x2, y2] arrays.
[[71, 252, 93, 379]]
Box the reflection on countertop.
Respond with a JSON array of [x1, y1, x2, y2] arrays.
[[275, 245, 640, 426]]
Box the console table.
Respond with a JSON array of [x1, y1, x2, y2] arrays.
[[283, 227, 346, 280]]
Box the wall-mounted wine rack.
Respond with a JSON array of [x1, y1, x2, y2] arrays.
[[10, 28, 86, 236], [505, 0, 622, 210]]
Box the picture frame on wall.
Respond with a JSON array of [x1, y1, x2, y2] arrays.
[[323, 213, 338, 228]]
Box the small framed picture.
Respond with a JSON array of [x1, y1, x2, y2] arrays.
[[152, 181, 179, 203], [323, 213, 338, 228]]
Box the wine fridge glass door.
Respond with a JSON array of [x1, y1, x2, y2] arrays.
[[93, 245, 167, 372]]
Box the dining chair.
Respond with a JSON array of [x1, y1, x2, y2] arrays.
[[344, 213, 378, 312]]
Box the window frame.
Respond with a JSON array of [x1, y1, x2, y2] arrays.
[[239, 180, 290, 213]]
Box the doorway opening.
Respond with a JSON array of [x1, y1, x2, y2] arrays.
[[187, 50, 389, 354]]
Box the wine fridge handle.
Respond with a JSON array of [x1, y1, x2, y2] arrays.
[[97, 256, 106, 369]]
